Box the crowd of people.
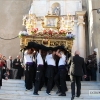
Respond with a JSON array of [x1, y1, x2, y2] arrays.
[[23, 42, 70, 96], [85, 51, 97, 81], [0, 41, 97, 100], [0, 54, 24, 88]]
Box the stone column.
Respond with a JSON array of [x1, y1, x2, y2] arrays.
[[72, 20, 78, 56], [76, 11, 86, 58]]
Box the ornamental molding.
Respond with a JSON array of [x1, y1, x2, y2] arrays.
[[75, 11, 86, 17], [20, 36, 73, 52]]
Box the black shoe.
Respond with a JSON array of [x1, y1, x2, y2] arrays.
[[56, 89, 61, 94], [39, 89, 41, 91], [59, 93, 66, 96], [76, 95, 80, 97], [46, 92, 51, 95], [71, 96, 75, 100], [33, 93, 39, 95]]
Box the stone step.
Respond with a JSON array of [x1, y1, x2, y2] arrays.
[[1, 79, 100, 100], [0, 98, 100, 100], [2, 82, 100, 87], [0, 89, 93, 94], [0, 93, 99, 99], [3, 79, 100, 86], [0, 89, 99, 98], [0, 90, 90, 95], [1, 85, 100, 91]]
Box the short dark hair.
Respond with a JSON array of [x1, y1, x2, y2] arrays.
[[93, 51, 97, 55]]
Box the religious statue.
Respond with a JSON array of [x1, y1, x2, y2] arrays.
[[52, 6, 60, 16]]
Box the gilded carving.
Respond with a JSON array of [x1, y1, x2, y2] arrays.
[[20, 36, 73, 51], [42, 15, 60, 30]]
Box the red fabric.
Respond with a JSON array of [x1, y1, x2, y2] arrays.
[[0, 61, 4, 67]]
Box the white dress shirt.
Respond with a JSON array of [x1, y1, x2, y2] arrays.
[[45, 54, 56, 66], [24, 50, 33, 64], [36, 52, 43, 65], [58, 53, 66, 66]]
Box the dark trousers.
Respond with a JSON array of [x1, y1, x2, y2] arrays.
[[9, 69, 13, 79], [25, 64, 34, 90], [91, 67, 96, 81], [33, 63, 37, 84], [34, 65, 44, 93], [54, 69, 67, 94], [46, 66, 56, 93], [47, 77, 54, 93], [0, 68, 2, 86], [70, 75, 81, 96]]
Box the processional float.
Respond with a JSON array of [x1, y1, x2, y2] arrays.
[[19, 12, 75, 53]]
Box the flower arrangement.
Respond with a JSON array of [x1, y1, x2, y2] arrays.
[[59, 29, 66, 36], [43, 29, 59, 35], [66, 32, 75, 40], [29, 28, 38, 35], [43, 29, 48, 34], [18, 29, 75, 40], [18, 31, 28, 38], [43, 29, 53, 36]]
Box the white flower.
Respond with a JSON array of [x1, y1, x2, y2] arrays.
[[19, 31, 22, 35], [66, 33, 75, 39], [19, 31, 28, 36], [71, 34, 75, 38], [23, 31, 28, 35], [66, 33, 71, 38]]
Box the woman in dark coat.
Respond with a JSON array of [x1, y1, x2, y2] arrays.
[[0, 54, 5, 88]]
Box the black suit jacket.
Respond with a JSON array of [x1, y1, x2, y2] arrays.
[[13, 59, 21, 69], [69, 55, 86, 76]]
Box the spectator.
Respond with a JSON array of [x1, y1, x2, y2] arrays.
[[13, 55, 21, 79], [0, 53, 5, 89], [87, 51, 97, 81], [7, 56, 13, 79], [2, 56, 7, 75], [18, 59, 24, 79], [69, 51, 86, 100]]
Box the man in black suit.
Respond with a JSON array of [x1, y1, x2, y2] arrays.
[[13, 55, 21, 79], [69, 51, 87, 100]]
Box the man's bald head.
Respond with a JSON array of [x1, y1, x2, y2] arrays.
[[75, 50, 80, 55]]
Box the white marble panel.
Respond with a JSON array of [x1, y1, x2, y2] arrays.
[[49, 0, 82, 15], [30, 1, 47, 16], [30, 0, 82, 16], [66, 2, 78, 15]]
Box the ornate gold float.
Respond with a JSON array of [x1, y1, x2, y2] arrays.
[[20, 35, 73, 52], [19, 13, 74, 52]]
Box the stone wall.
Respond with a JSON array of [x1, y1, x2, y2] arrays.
[[82, 0, 100, 58], [0, 0, 32, 58], [84, 0, 100, 60], [92, 0, 100, 59]]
